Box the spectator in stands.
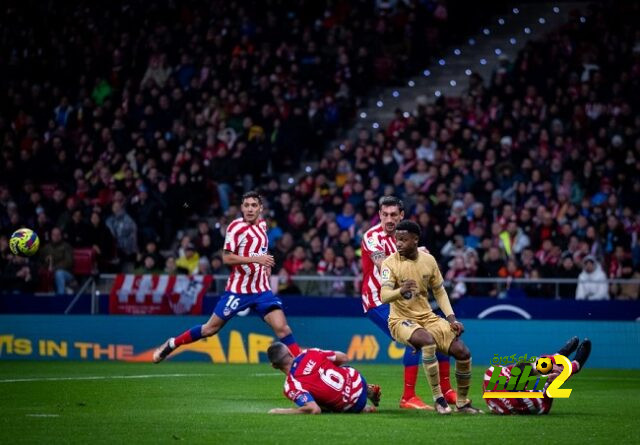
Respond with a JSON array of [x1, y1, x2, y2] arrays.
[[135, 255, 161, 275], [499, 219, 530, 257], [327, 255, 353, 298], [296, 258, 322, 296], [40, 227, 74, 294], [130, 185, 160, 245], [522, 268, 551, 299], [556, 252, 581, 299], [609, 246, 639, 300], [106, 202, 138, 270], [576, 256, 609, 301], [164, 256, 178, 275], [86, 211, 115, 270], [176, 243, 199, 275], [441, 234, 475, 268], [197, 258, 210, 275], [1, 255, 37, 293], [479, 246, 505, 297], [64, 209, 90, 247], [272, 232, 294, 273], [284, 246, 306, 276]]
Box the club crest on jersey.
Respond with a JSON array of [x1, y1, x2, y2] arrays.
[[381, 267, 390, 281]]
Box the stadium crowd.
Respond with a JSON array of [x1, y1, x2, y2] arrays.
[[0, 1, 639, 300]]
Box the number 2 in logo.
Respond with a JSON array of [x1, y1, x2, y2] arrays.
[[546, 354, 573, 398]]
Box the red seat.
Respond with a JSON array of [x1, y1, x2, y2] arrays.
[[73, 248, 96, 276]]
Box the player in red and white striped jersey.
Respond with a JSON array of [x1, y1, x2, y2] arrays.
[[361, 196, 455, 410], [153, 191, 301, 363], [223, 216, 270, 294], [483, 337, 591, 415], [267, 343, 381, 414]]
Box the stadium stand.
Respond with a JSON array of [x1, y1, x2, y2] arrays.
[[0, 1, 638, 300]]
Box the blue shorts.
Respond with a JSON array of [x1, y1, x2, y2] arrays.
[[346, 370, 368, 413], [366, 305, 393, 339], [213, 290, 283, 321]]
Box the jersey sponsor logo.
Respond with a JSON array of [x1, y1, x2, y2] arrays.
[[303, 359, 317, 375], [401, 320, 415, 327]]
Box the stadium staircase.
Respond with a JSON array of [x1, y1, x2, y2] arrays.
[[349, 2, 586, 137]]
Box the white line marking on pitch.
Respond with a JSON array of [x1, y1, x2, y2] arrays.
[[0, 373, 216, 384], [26, 414, 60, 418]]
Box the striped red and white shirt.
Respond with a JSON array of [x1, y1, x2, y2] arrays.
[[223, 218, 270, 294], [360, 223, 397, 312], [284, 349, 365, 412], [483, 365, 553, 415]]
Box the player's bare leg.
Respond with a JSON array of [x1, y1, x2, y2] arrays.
[[448, 339, 483, 414], [408, 329, 450, 414], [263, 309, 301, 355], [153, 313, 226, 363]]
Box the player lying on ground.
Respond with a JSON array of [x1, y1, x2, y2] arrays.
[[361, 196, 456, 410], [267, 342, 382, 414], [483, 336, 592, 414], [380, 220, 482, 414], [153, 192, 301, 362]]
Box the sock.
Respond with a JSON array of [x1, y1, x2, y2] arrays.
[[173, 325, 203, 348], [455, 358, 472, 407], [403, 365, 419, 400], [437, 353, 452, 393], [421, 344, 442, 401], [279, 334, 301, 356], [572, 360, 580, 374]]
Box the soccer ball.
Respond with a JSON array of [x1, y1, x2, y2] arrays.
[[9, 228, 40, 257], [535, 357, 553, 375]]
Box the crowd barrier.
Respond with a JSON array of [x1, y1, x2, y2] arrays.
[[2, 293, 639, 320]]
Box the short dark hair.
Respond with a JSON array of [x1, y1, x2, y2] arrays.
[[396, 220, 421, 237], [241, 191, 263, 205], [378, 195, 404, 211], [267, 342, 290, 366]]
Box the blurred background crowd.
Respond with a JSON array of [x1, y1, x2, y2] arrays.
[[0, 0, 638, 300]]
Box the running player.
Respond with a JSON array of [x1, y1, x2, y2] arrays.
[[152, 191, 301, 362], [380, 220, 482, 414], [267, 342, 381, 414], [361, 196, 455, 410], [483, 337, 592, 415]]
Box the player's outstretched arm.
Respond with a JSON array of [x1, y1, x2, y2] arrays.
[[331, 351, 349, 365], [269, 401, 322, 415], [223, 250, 275, 267]]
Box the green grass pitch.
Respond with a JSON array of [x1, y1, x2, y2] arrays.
[[1, 361, 638, 444]]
